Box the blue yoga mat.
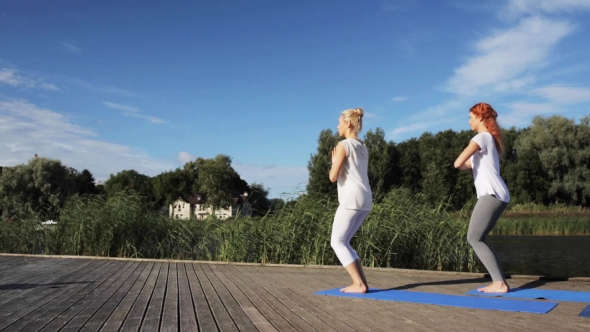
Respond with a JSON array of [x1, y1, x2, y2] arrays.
[[580, 305, 590, 318], [466, 287, 590, 303], [315, 288, 557, 314]]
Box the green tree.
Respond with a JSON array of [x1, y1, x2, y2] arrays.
[[269, 198, 285, 213], [104, 170, 154, 204], [65, 168, 96, 196], [151, 168, 195, 208], [517, 115, 590, 205], [182, 159, 201, 194], [196, 154, 248, 210], [306, 129, 340, 197], [364, 128, 395, 200], [421, 162, 448, 206], [247, 182, 271, 216], [397, 138, 422, 193], [0, 157, 72, 219]]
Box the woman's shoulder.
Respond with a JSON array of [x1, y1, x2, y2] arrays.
[[345, 138, 365, 145], [473, 131, 494, 142]]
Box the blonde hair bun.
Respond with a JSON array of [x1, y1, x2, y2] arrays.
[[341, 107, 364, 133]]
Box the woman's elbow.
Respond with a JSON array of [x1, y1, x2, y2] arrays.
[[329, 175, 337, 183], [453, 161, 462, 169]]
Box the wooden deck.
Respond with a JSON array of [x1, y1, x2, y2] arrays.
[[0, 255, 589, 332]]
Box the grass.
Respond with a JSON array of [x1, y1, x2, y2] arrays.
[[0, 189, 478, 273], [452, 202, 590, 235], [494, 203, 590, 235], [4, 190, 586, 273]]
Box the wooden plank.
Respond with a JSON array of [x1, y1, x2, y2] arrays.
[[225, 266, 316, 332], [59, 261, 143, 332], [160, 262, 179, 332], [79, 261, 149, 332], [216, 265, 296, 332], [233, 266, 339, 331], [37, 261, 136, 332], [177, 263, 198, 332], [2, 257, 590, 332], [0, 256, 66, 281], [0, 257, 45, 277], [200, 264, 258, 332], [119, 262, 162, 332], [192, 263, 238, 332], [139, 262, 169, 332], [99, 262, 156, 331], [212, 265, 283, 332], [1, 260, 118, 332], [185, 263, 218, 332], [0, 261, 91, 311], [0, 258, 73, 294], [0, 257, 52, 280], [0, 258, 98, 317]]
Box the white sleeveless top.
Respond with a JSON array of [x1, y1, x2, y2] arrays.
[[337, 138, 373, 210], [469, 132, 510, 203]]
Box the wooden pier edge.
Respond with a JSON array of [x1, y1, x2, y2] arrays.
[[2, 252, 588, 282]]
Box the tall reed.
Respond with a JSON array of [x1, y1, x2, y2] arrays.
[[0, 189, 478, 272]]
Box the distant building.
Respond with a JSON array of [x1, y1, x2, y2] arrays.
[[169, 192, 251, 220]]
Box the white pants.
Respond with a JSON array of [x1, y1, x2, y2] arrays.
[[330, 206, 370, 267]]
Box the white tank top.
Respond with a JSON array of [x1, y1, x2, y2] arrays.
[[469, 132, 511, 202], [337, 138, 373, 210]]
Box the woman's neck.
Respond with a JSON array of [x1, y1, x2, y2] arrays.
[[344, 132, 359, 140], [477, 125, 490, 134]]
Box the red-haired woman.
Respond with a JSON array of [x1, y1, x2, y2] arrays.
[[454, 102, 511, 293]]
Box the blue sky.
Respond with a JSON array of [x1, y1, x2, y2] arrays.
[[1, 0, 589, 198]]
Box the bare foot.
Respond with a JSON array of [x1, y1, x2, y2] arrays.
[[477, 281, 510, 293], [340, 283, 368, 293]]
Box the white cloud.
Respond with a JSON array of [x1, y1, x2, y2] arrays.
[[446, 16, 573, 96], [103, 101, 167, 124], [121, 111, 167, 124], [61, 42, 81, 55], [494, 75, 536, 93], [0, 68, 59, 91], [101, 86, 142, 98], [392, 96, 408, 102], [177, 151, 194, 164], [0, 97, 175, 180], [502, 101, 564, 127], [233, 162, 308, 198], [363, 112, 377, 119], [0, 68, 36, 88], [103, 101, 139, 112], [66, 78, 141, 98], [504, 0, 590, 17], [40, 82, 60, 91], [529, 85, 590, 104], [390, 121, 435, 137], [409, 99, 463, 121], [0, 68, 20, 86], [145, 116, 166, 124]]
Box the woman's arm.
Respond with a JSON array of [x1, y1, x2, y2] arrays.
[[456, 159, 472, 171], [329, 142, 346, 182], [454, 140, 480, 170]]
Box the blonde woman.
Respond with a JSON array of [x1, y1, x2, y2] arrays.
[[329, 108, 373, 293], [454, 102, 511, 293]]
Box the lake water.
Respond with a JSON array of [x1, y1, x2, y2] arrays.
[[486, 235, 590, 278]]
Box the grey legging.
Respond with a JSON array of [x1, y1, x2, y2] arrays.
[[467, 194, 508, 282]]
